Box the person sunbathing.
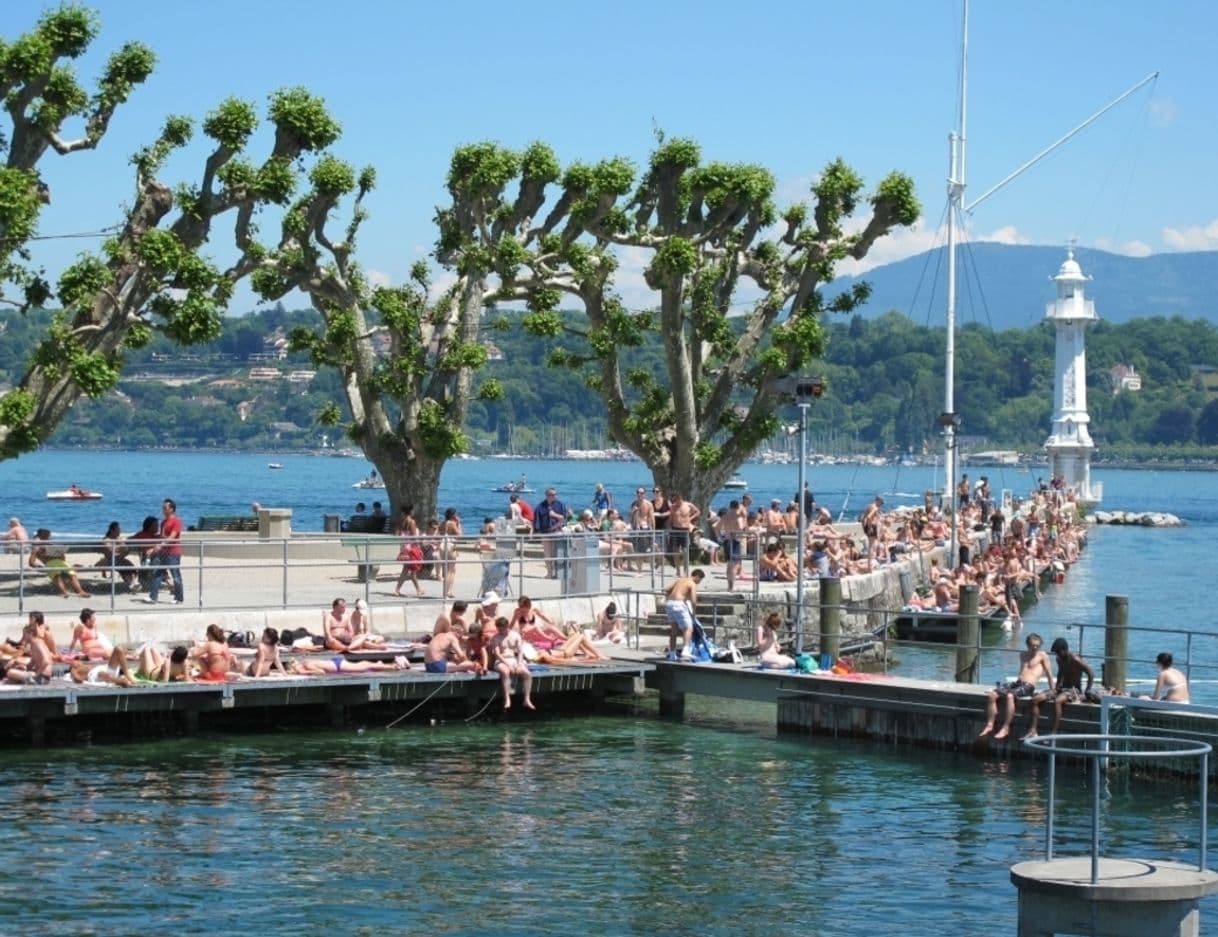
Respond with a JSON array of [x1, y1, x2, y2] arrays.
[[70, 646, 135, 687], [133, 644, 193, 682], [525, 629, 611, 665], [286, 656, 410, 675]]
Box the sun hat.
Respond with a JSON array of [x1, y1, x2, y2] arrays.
[[354, 598, 368, 611], [481, 591, 501, 606]]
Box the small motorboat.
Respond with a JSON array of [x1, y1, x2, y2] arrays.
[[491, 475, 534, 494], [352, 478, 386, 490], [46, 486, 103, 501], [267, 462, 284, 470], [723, 474, 748, 490]]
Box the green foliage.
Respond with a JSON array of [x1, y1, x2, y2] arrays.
[[649, 237, 697, 278], [416, 398, 466, 459], [520, 141, 560, 183], [255, 157, 297, 204], [310, 155, 356, 197], [267, 87, 340, 152], [649, 138, 701, 172], [0, 389, 39, 457], [203, 97, 258, 149], [812, 158, 863, 235], [874, 171, 920, 226], [57, 256, 109, 309], [448, 142, 520, 194]]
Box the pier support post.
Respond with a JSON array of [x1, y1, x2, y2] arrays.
[[956, 585, 980, 684], [658, 689, 685, 720], [1104, 595, 1129, 692], [818, 577, 841, 661]]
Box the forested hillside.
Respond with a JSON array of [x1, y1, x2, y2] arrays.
[[3, 302, 1217, 458]]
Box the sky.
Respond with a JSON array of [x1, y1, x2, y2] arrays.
[[6, 0, 1217, 313]]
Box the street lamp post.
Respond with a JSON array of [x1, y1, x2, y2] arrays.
[[793, 377, 824, 654]]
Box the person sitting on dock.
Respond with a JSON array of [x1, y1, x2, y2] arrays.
[[1024, 638, 1094, 739], [323, 597, 377, 653], [593, 602, 627, 644], [425, 619, 481, 674], [757, 612, 795, 670], [664, 569, 704, 662], [248, 628, 288, 678], [195, 624, 238, 682], [510, 596, 566, 648], [978, 632, 1055, 740], [759, 541, 797, 582], [19, 614, 56, 682], [70, 608, 112, 661], [1143, 651, 1190, 704], [489, 616, 534, 710], [349, 598, 387, 649]]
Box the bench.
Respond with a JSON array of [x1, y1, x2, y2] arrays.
[[340, 515, 389, 534], [192, 516, 260, 532], [340, 535, 400, 582]]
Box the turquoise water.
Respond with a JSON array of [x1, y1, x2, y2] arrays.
[[1, 707, 1209, 936]]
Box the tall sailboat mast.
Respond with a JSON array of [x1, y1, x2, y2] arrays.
[[944, 0, 969, 564]]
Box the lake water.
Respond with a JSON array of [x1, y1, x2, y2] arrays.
[[3, 451, 1216, 934]]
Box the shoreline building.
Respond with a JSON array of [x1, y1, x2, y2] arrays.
[[1043, 248, 1102, 504]]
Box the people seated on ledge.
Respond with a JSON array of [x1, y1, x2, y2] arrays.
[[1024, 638, 1094, 739], [759, 541, 797, 582], [978, 633, 1054, 741]]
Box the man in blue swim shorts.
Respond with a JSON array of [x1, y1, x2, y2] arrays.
[[424, 619, 481, 674]]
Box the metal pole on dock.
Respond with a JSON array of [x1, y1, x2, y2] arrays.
[[955, 584, 979, 683], [1104, 594, 1129, 692], [794, 400, 809, 653], [819, 576, 841, 662]]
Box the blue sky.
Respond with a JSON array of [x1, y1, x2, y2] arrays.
[[7, 0, 1217, 312]]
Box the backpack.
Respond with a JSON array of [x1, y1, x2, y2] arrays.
[[227, 630, 255, 649]]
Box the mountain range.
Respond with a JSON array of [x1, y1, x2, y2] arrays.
[[828, 243, 1218, 331]]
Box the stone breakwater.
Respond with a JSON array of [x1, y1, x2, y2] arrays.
[[1091, 510, 1185, 527]]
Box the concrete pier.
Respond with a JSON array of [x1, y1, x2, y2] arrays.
[[1010, 857, 1218, 936]]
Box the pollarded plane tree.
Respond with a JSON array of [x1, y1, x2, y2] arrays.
[[249, 142, 550, 521], [0, 6, 342, 458], [491, 137, 919, 510]]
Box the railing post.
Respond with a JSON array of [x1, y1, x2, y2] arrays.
[[818, 577, 841, 662], [955, 584, 979, 684], [1104, 594, 1129, 692]]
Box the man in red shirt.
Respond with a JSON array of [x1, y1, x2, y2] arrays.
[[143, 497, 184, 605]]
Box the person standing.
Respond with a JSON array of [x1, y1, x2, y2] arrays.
[[534, 488, 567, 579], [799, 483, 816, 524], [143, 497, 184, 605], [664, 569, 705, 661], [591, 483, 613, 519], [629, 486, 656, 570], [667, 494, 700, 577]]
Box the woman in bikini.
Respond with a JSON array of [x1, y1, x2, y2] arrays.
[[440, 508, 462, 599], [1147, 651, 1190, 703], [70, 608, 111, 661], [509, 596, 566, 648], [195, 624, 237, 682], [247, 628, 288, 677], [287, 655, 410, 676]]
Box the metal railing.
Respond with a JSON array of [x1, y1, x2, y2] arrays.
[[1024, 733, 1211, 883]]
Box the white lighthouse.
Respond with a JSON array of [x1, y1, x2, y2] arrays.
[[1043, 248, 1102, 504]]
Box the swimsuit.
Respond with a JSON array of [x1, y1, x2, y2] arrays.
[[198, 670, 228, 682], [425, 660, 447, 674], [331, 656, 344, 672], [994, 680, 1035, 699]]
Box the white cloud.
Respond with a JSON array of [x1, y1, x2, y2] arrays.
[[427, 271, 457, 303], [366, 268, 393, 288], [1161, 219, 1218, 251], [1093, 237, 1153, 257]]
